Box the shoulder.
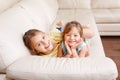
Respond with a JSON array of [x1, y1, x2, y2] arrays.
[[58, 43, 62, 49], [57, 43, 64, 57]]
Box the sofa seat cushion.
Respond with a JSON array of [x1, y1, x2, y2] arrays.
[[93, 9, 120, 23], [97, 24, 120, 32], [6, 56, 118, 80], [55, 9, 105, 57]]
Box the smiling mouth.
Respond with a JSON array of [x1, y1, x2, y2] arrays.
[[69, 41, 75, 43]]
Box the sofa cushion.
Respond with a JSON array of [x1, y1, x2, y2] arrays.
[[0, 5, 37, 72], [18, 0, 58, 31], [97, 24, 120, 32], [0, 40, 22, 73], [0, 0, 59, 73], [0, 0, 20, 14], [92, 0, 120, 8], [93, 9, 120, 23], [6, 56, 118, 80], [58, 0, 91, 9]]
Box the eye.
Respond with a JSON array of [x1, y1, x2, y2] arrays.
[[38, 43, 41, 46], [74, 35, 78, 37], [42, 36, 45, 39]]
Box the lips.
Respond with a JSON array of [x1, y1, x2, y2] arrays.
[[68, 40, 75, 43]]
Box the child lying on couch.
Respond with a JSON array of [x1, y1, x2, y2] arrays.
[[57, 21, 91, 58], [23, 21, 94, 57]]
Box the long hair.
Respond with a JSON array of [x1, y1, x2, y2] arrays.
[[23, 29, 44, 55]]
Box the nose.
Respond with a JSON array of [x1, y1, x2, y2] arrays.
[[41, 40, 48, 45], [70, 35, 74, 40]]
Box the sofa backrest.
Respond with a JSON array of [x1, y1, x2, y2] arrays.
[[0, 4, 34, 73], [91, 0, 120, 8], [58, 0, 120, 9], [0, 0, 20, 14], [0, 0, 58, 73], [18, 0, 58, 31], [58, 0, 91, 9]]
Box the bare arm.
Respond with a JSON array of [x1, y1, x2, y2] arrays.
[[57, 44, 64, 57], [57, 44, 72, 58], [78, 46, 88, 58], [71, 49, 79, 58]]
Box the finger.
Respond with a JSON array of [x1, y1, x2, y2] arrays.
[[65, 41, 72, 54]]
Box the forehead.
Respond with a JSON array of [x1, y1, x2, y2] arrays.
[[67, 27, 79, 33], [33, 32, 45, 38], [31, 32, 45, 43]]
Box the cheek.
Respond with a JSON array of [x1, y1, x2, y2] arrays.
[[64, 36, 69, 41], [76, 38, 82, 42], [76, 37, 80, 40], [35, 46, 44, 53]]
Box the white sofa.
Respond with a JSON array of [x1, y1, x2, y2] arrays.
[[0, 0, 118, 80], [92, 0, 120, 36]]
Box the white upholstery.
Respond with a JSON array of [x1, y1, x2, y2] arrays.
[[93, 9, 120, 23], [0, 0, 58, 73], [92, 0, 120, 8], [0, 0, 20, 14], [0, 0, 118, 80], [58, 0, 91, 9], [17, 0, 58, 32], [7, 56, 117, 80], [97, 24, 120, 36], [0, 40, 24, 73], [0, 5, 34, 72], [91, 0, 120, 36], [97, 24, 120, 32], [92, 8, 120, 35]]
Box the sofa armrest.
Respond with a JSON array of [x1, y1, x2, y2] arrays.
[[6, 56, 118, 80]]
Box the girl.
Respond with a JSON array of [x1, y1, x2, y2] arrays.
[[57, 21, 92, 58], [23, 22, 62, 57], [23, 21, 94, 57]]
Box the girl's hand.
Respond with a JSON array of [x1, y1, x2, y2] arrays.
[[64, 41, 72, 55], [70, 39, 82, 58], [71, 38, 82, 49], [78, 46, 88, 58]]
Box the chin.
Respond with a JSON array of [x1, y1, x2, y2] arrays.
[[49, 46, 53, 50], [68, 44, 74, 47]]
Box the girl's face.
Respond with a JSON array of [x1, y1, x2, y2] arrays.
[[64, 27, 81, 47], [31, 32, 53, 54]]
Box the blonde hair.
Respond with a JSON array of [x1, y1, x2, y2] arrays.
[[62, 21, 83, 40], [23, 29, 44, 55]]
